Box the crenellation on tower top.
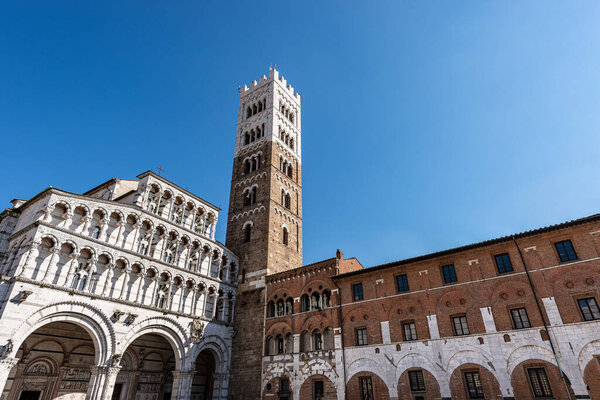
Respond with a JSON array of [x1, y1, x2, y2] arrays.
[[240, 68, 301, 102]]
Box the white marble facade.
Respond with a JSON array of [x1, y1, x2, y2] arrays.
[[0, 171, 238, 400]]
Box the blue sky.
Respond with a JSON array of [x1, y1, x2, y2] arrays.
[[1, 1, 599, 267]]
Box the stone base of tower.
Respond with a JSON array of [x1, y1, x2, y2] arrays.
[[228, 288, 266, 400]]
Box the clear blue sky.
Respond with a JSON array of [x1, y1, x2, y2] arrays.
[[2, 1, 599, 267]]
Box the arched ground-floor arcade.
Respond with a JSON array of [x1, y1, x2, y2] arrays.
[[0, 300, 232, 400], [262, 355, 599, 400]]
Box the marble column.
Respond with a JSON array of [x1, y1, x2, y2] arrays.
[[99, 218, 109, 242], [87, 365, 121, 400], [119, 267, 132, 300], [134, 272, 145, 303], [83, 260, 97, 292], [80, 216, 92, 236], [63, 252, 80, 287], [16, 242, 39, 277], [113, 221, 124, 247], [42, 247, 60, 283], [171, 370, 194, 400], [129, 223, 141, 252], [102, 264, 114, 296]]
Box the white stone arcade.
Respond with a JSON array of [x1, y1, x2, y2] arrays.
[[0, 171, 238, 400]]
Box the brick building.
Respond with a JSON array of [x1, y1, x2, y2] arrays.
[[261, 216, 600, 400], [224, 69, 600, 400]]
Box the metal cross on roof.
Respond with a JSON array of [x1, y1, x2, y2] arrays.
[[157, 166, 164, 176]]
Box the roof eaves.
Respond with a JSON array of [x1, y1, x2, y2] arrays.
[[332, 213, 600, 280]]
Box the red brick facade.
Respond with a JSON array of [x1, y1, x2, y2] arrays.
[[260, 215, 600, 399]]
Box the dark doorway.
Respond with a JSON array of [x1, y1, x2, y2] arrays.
[[111, 383, 123, 400], [191, 350, 216, 400], [18, 391, 41, 400]]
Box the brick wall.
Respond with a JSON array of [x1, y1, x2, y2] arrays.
[[448, 363, 501, 399], [346, 372, 389, 400], [260, 216, 600, 399]]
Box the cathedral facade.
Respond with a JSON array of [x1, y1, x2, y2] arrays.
[[1, 68, 600, 400], [0, 172, 238, 399]]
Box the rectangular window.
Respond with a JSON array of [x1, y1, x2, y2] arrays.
[[352, 283, 364, 301], [403, 322, 418, 341], [555, 240, 578, 262], [578, 297, 600, 321], [359, 376, 374, 400], [279, 378, 291, 400], [510, 307, 531, 329], [355, 328, 368, 346], [396, 274, 409, 292], [528, 368, 553, 398], [314, 333, 322, 351], [442, 264, 457, 283], [452, 315, 470, 336], [313, 380, 324, 400], [279, 379, 290, 392], [494, 253, 513, 274], [408, 370, 426, 392], [464, 371, 484, 399]]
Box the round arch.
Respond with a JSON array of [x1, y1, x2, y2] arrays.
[[117, 316, 187, 370], [346, 358, 390, 386], [577, 337, 600, 373], [395, 352, 444, 384], [506, 344, 558, 377], [300, 374, 338, 400], [510, 358, 575, 399], [346, 370, 389, 400], [9, 302, 114, 365], [449, 362, 502, 400], [189, 334, 230, 374], [445, 348, 494, 373]]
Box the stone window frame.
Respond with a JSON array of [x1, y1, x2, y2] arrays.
[[493, 252, 514, 275], [451, 314, 470, 336], [553, 238, 579, 263], [395, 274, 409, 293], [523, 363, 554, 399], [351, 282, 364, 301], [574, 293, 600, 322], [355, 327, 368, 346], [462, 369, 485, 399], [508, 305, 532, 329], [408, 369, 426, 392], [402, 320, 418, 341], [440, 263, 458, 284]]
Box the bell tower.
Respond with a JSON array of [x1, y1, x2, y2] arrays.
[[226, 68, 302, 399]]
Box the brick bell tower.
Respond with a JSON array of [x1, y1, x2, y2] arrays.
[[226, 68, 302, 399]]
